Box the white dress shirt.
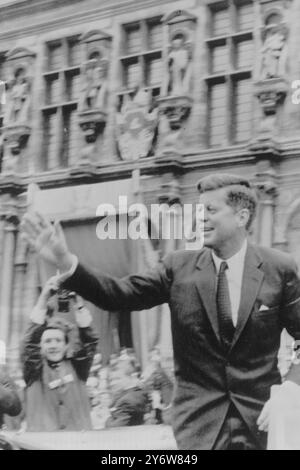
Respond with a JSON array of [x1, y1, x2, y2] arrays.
[[211, 239, 248, 327]]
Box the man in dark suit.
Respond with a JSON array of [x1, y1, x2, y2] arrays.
[[21, 174, 300, 450], [0, 368, 22, 430], [105, 356, 148, 428]]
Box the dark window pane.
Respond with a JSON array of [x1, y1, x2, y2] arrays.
[[124, 59, 140, 88], [68, 38, 81, 67], [43, 110, 58, 170], [212, 8, 229, 36], [47, 41, 63, 71], [211, 44, 228, 73], [68, 107, 80, 165], [209, 82, 227, 146], [235, 39, 253, 69], [124, 24, 141, 55], [0, 55, 8, 116], [0, 54, 9, 82], [65, 70, 81, 101], [237, 2, 254, 31], [146, 56, 162, 86], [61, 106, 78, 167], [234, 78, 252, 143], [45, 74, 60, 105], [148, 21, 163, 50]]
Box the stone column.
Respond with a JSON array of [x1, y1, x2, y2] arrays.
[[256, 181, 277, 247], [157, 182, 182, 370], [0, 213, 18, 347], [8, 235, 28, 371]]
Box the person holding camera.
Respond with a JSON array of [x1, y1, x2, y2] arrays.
[[21, 276, 99, 431]]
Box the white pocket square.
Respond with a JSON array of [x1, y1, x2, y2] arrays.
[[259, 304, 269, 312]]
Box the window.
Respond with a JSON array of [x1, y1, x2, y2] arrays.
[[0, 52, 8, 172], [119, 16, 163, 99], [0, 52, 9, 127], [206, 0, 254, 146], [41, 36, 82, 171]]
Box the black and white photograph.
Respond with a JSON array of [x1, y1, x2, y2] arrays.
[[0, 0, 299, 452]]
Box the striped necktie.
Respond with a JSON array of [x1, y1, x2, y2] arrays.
[[216, 261, 235, 349]]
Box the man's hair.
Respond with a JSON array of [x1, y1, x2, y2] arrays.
[[197, 173, 257, 230], [42, 318, 72, 344]]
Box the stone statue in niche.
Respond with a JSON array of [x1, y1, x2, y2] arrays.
[[166, 33, 192, 96], [260, 27, 288, 80], [78, 57, 108, 112], [4, 66, 31, 126]]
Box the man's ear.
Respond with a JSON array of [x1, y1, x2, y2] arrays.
[[237, 208, 250, 228]]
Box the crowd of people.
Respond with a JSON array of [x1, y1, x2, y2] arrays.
[[87, 347, 174, 430], [0, 276, 174, 435]]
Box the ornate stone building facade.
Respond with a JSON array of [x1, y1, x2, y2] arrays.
[[0, 0, 299, 372]]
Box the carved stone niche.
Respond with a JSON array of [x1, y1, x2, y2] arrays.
[[77, 30, 112, 151], [158, 10, 196, 131], [259, 8, 289, 81], [255, 9, 288, 113], [254, 8, 289, 139], [1, 47, 35, 172]]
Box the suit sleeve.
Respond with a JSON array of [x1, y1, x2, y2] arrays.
[[280, 259, 300, 384], [21, 322, 44, 386], [105, 402, 134, 428], [71, 326, 99, 382], [62, 254, 173, 312], [280, 259, 300, 340], [105, 391, 148, 428], [0, 369, 22, 417]]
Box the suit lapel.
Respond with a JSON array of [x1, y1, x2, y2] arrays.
[[230, 244, 264, 352], [195, 249, 221, 344]]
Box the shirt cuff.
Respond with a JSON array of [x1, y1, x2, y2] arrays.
[[57, 254, 78, 283], [30, 306, 47, 325], [282, 380, 300, 391], [74, 306, 92, 328]]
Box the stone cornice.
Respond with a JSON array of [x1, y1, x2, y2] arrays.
[[0, 0, 87, 18], [0, 0, 174, 42], [0, 155, 183, 192], [183, 146, 256, 171], [0, 140, 299, 193]]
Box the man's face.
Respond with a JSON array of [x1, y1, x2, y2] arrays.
[[40, 329, 67, 363], [199, 188, 244, 250]]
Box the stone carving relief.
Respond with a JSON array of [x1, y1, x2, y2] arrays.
[[166, 32, 192, 97], [78, 56, 108, 114], [161, 9, 196, 99], [260, 22, 288, 80], [4, 65, 31, 126], [116, 86, 158, 161]]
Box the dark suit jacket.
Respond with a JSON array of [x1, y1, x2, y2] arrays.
[[105, 386, 149, 428], [0, 368, 22, 428], [63, 243, 300, 449]]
